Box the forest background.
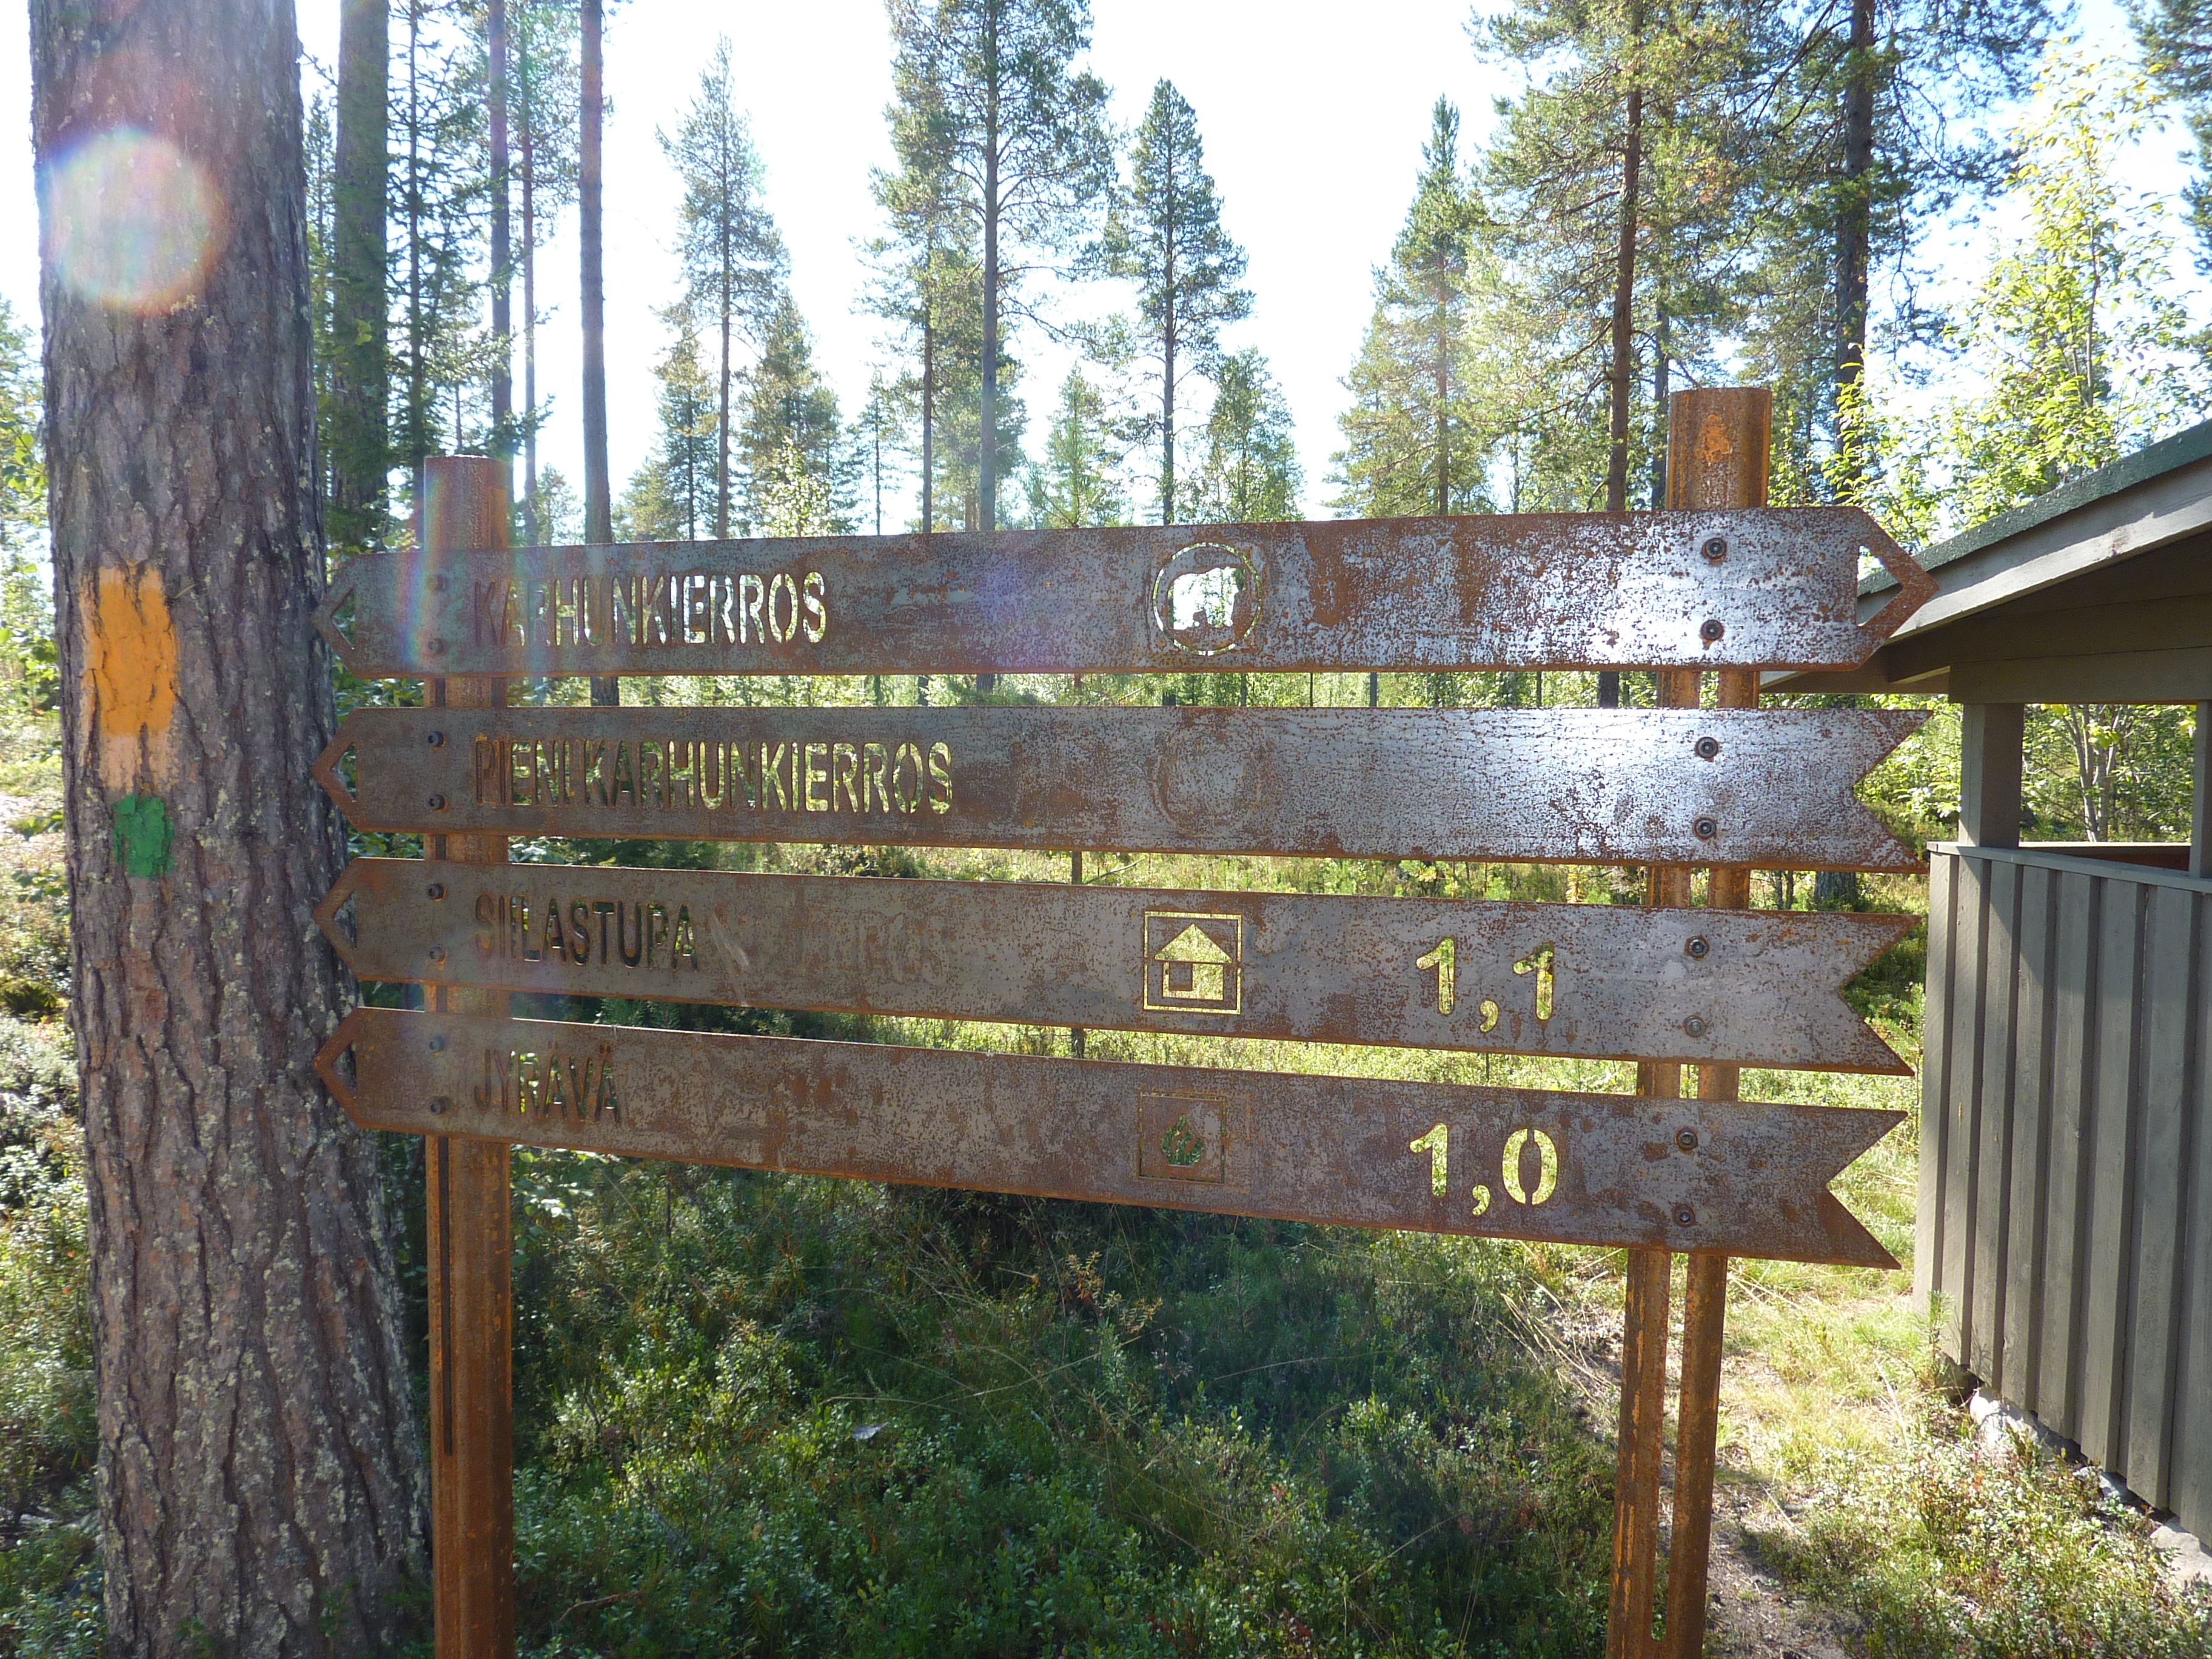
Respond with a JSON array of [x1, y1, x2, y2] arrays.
[[7, 0, 2212, 1650]]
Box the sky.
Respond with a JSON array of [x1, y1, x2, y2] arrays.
[[0, 0, 2194, 529]]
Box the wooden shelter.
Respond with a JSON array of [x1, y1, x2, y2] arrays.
[[1777, 418, 2212, 1538]]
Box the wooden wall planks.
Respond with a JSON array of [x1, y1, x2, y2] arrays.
[[1920, 845, 2212, 1526]]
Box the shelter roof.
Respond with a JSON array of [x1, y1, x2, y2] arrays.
[[1768, 418, 2212, 703]]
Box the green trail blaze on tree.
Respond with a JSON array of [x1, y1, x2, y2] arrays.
[[113, 793, 171, 879]]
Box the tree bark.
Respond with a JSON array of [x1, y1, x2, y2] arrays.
[[330, 0, 389, 550], [1835, 0, 1875, 421], [1433, 263, 1449, 516], [580, 0, 617, 708], [1604, 0, 1644, 515], [29, 0, 428, 1649], [1814, 1, 1878, 905], [1598, 0, 1644, 711], [979, 6, 999, 538], [488, 0, 511, 472], [520, 33, 539, 541], [404, 4, 426, 475], [1159, 142, 1177, 526], [716, 261, 732, 540], [920, 305, 935, 533]]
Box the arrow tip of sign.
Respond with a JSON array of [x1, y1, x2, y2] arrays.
[[311, 864, 363, 965], [1855, 515, 1939, 649], [313, 1013, 365, 1120], [311, 737, 358, 811], [1816, 1189, 1902, 1272], [310, 563, 364, 665]]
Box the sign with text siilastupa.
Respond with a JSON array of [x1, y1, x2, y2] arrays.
[[320, 859, 1912, 1073]]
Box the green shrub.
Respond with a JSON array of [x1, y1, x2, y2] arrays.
[[0, 1016, 92, 1533], [1765, 1403, 2212, 1658], [508, 1165, 1613, 1655]]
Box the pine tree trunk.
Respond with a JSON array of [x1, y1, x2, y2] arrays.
[[521, 44, 539, 541], [980, 181, 999, 535], [331, 0, 388, 549], [405, 5, 426, 474], [716, 303, 732, 540], [1433, 269, 1449, 515], [580, 0, 617, 707], [1817, 1, 1878, 907], [1835, 0, 1875, 417], [1160, 190, 1177, 525], [29, 1, 427, 1649], [921, 307, 934, 533], [1604, 2, 1644, 515], [489, 0, 511, 465], [1598, 0, 1644, 711]]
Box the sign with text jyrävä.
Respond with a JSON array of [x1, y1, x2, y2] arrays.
[[317, 1008, 1902, 1268], [313, 509, 1936, 681], [321, 859, 1912, 1073], [317, 705, 1926, 871]]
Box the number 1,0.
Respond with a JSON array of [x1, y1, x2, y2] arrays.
[[1407, 1122, 1558, 1216]]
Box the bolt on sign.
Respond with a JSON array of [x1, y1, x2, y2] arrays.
[[318, 396, 1936, 1659]]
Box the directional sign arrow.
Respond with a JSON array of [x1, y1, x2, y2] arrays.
[[313, 510, 1935, 680], [320, 859, 1912, 1073], [313, 705, 1926, 871], [317, 1008, 1904, 1267]]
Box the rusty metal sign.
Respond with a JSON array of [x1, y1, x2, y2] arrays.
[[321, 859, 1912, 1072], [315, 705, 1926, 870], [314, 511, 1936, 680], [318, 1007, 1903, 1267]]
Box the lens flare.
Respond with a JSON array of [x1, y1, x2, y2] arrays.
[[41, 128, 223, 312]]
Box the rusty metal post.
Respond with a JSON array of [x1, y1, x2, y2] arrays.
[[1660, 386, 1772, 1659], [421, 458, 515, 1659], [1609, 1244, 1673, 1658]]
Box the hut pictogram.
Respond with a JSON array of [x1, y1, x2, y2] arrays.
[[1143, 911, 1243, 1013]]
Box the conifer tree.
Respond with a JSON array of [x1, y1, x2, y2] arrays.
[[580, 0, 611, 567], [1098, 80, 1250, 523], [870, 27, 971, 533], [663, 37, 786, 538], [330, 0, 389, 549], [855, 375, 903, 534], [888, 0, 1112, 534], [392, 0, 496, 476], [740, 294, 853, 534], [2137, 0, 2212, 264], [512, 0, 580, 541], [1189, 349, 1301, 523], [1025, 366, 1128, 528], [654, 315, 720, 541], [488, 0, 512, 472], [1740, 0, 2056, 492], [1468, 4, 1760, 701], [32, 0, 426, 1637], [1334, 100, 1485, 519]]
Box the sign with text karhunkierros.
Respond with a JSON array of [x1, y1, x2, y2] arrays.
[[315, 509, 1931, 680]]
